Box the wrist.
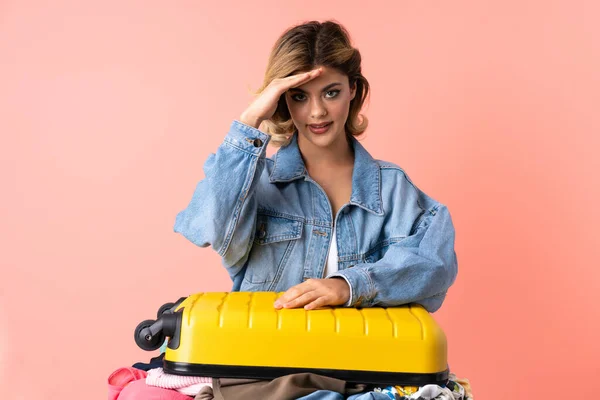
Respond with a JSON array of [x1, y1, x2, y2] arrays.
[[331, 277, 350, 304], [239, 112, 263, 129]]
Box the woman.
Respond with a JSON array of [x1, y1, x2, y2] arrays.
[[174, 20, 458, 312]]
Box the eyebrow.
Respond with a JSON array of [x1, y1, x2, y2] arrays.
[[289, 82, 342, 93]]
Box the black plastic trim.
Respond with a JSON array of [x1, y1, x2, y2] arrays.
[[163, 360, 448, 386]]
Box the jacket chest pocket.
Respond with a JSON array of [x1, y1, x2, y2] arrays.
[[244, 213, 304, 285]]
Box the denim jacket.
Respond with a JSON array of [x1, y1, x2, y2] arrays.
[[174, 120, 458, 312]]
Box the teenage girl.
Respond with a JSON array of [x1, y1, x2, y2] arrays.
[[174, 20, 458, 312]]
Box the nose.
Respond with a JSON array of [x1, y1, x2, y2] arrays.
[[310, 98, 328, 119]]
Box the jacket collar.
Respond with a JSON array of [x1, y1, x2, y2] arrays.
[[269, 134, 383, 215]]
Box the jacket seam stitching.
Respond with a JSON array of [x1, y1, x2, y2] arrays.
[[256, 208, 305, 223], [255, 231, 302, 244], [217, 152, 260, 257], [363, 237, 407, 258], [223, 139, 263, 157], [346, 213, 359, 259]]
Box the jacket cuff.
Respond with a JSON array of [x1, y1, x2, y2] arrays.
[[225, 120, 270, 156], [328, 267, 375, 308]]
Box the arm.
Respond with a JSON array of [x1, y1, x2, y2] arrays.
[[175, 68, 324, 281], [173, 120, 270, 276], [329, 204, 458, 313]]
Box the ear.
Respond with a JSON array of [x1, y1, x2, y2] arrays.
[[349, 81, 357, 101]]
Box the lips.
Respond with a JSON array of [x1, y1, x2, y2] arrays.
[[308, 122, 332, 128], [307, 121, 333, 135]]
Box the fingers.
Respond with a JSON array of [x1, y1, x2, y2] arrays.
[[280, 290, 318, 309], [286, 67, 322, 83], [273, 278, 339, 310], [275, 289, 331, 310], [304, 296, 329, 310], [274, 282, 311, 309], [273, 67, 322, 92]]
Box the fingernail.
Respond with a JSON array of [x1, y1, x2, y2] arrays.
[[274, 301, 280, 308]]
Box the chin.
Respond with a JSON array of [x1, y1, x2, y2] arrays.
[[305, 132, 342, 148]]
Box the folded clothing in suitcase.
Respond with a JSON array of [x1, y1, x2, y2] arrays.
[[134, 292, 449, 386]]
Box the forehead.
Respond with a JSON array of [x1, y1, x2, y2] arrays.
[[291, 66, 349, 92]]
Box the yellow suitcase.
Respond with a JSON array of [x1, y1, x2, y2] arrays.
[[134, 292, 449, 386]]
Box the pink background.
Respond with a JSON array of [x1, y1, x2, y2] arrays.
[[1, 1, 598, 398]]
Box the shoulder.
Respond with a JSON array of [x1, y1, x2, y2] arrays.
[[375, 159, 418, 189], [375, 159, 442, 212], [376, 159, 409, 176]]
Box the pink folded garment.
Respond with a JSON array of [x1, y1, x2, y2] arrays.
[[118, 379, 193, 400], [107, 367, 147, 400], [146, 367, 212, 396]]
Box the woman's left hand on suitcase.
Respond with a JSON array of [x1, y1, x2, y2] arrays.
[[273, 278, 350, 310]]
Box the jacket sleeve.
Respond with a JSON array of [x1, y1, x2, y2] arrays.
[[173, 120, 270, 277], [328, 204, 458, 313]]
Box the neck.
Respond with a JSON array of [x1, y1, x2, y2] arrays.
[[297, 133, 355, 172]]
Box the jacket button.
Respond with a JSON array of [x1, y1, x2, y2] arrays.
[[258, 230, 266, 239], [253, 138, 263, 147]]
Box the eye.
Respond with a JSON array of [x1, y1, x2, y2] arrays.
[[325, 90, 340, 99], [291, 93, 307, 102]]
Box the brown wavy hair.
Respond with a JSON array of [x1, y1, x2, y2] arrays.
[[255, 20, 370, 147]]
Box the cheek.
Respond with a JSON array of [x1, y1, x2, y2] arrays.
[[331, 100, 351, 120], [286, 102, 307, 122]]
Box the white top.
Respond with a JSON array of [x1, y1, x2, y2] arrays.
[[324, 224, 339, 277], [325, 224, 353, 306]]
